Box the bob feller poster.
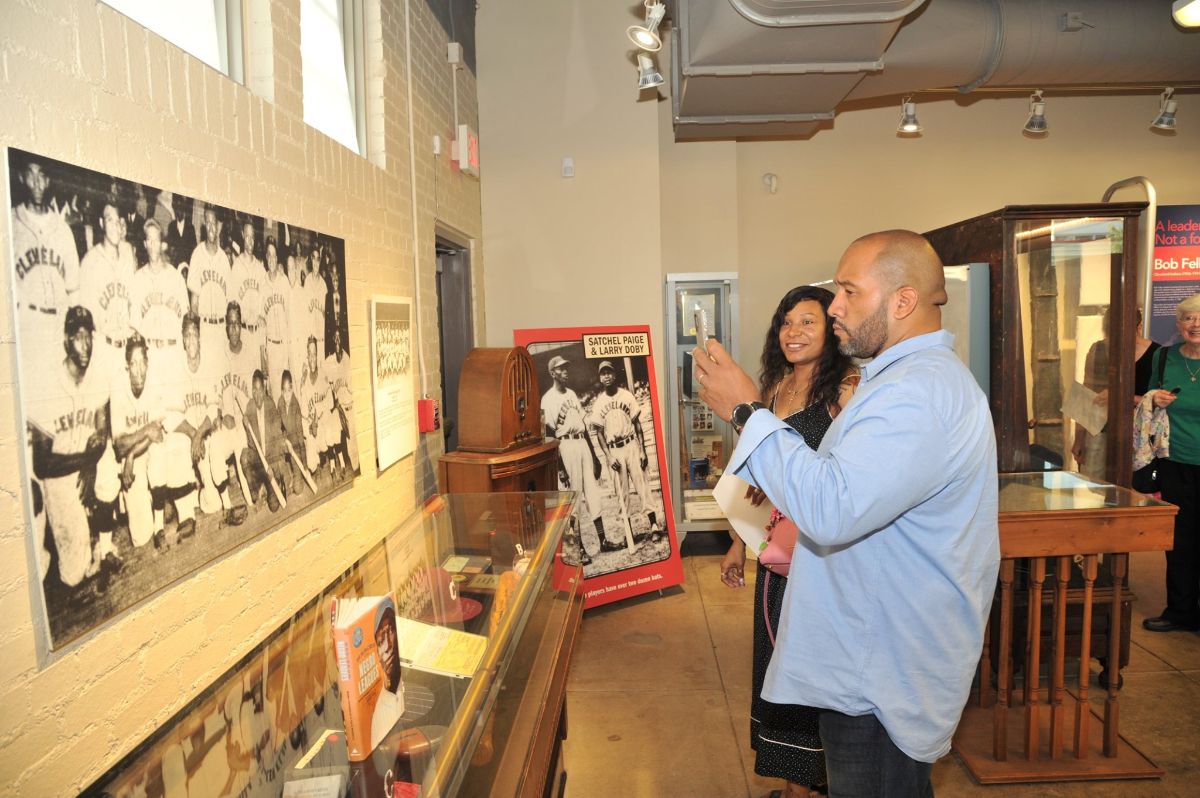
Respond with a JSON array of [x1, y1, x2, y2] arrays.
[[513, 325, 683, 608], [7, 147, 361, 649]]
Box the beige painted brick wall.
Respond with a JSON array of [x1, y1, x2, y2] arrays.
[[0, 0, 483, 794]]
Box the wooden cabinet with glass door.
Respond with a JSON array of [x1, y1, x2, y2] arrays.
[[926, 201, 1148, 681]]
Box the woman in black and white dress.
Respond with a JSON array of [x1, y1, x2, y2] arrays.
[[720, 285, 857, 798]]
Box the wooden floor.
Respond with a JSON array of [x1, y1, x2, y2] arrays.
[[561, 535, 1200, 798]]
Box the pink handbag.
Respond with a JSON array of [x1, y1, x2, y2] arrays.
[[757, 508, 798, 577]]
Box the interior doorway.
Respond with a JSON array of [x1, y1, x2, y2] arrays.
[[436, 237, 474, 453]]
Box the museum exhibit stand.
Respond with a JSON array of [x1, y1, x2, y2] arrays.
[[926, 203, 1179, 781], [954, 473, 1175, 783], [927, 203, 1148, 673], [82, 491, 583, 798]]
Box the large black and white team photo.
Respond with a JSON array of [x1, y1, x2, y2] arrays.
[[8, 147, 361, 648]]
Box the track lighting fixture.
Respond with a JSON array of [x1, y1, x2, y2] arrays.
[[1024, 91, 1048, 135], [1173, 0, 1200, 27], [637, 54, 665, 90], [1152, 88, 1178, 131], [627, 1, 666, 52], [896, 98, 922, 135]]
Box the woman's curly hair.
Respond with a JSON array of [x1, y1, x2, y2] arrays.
[[759, 285, 851, 412]]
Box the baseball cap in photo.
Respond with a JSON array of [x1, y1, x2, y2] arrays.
[[64, 306, 95, 336], [548, 355, 569, 371], [597, 360, 615, 373]]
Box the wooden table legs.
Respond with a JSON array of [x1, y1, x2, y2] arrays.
[[955, 553, 1162, 783]]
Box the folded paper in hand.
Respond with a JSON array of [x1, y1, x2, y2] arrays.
[[1063, 381, 1107, 436], [712, 471, 799, 576]]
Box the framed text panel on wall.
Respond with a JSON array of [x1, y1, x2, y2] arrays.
[[6, 147, 362, 649], [370, 295, 417, 471]]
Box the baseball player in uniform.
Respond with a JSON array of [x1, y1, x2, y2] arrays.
[[278, 370, 307, 496], [541, 355, 611, 561], [210, 302, 258, 523], [588, 360, 661, 543], [188, 205, 232, 361], [299, 336, 343, 481], [288, 244, 311, 385], [261, 237, 291, 395], [11, 155, 81, 357], [79, 201, 137, 374], [177, 312, 224, 517], [27, 307, 112, 587], [323, 325, 358, 472], [326, 262, 343, 348], [113, 326, 200, 548], [131, 220, 189, 389], [304, 254, 327, 360], [77, 201, 137, 517], [109, 334, 166, 549], [241, 369, 288, 513], [230, 220, 266, 374]]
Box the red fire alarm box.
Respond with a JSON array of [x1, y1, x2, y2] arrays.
[[418, 397, 440, 432]]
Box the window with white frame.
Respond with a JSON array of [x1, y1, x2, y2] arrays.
[[102, 0, 244, 82], [301, 0, 366, 155]]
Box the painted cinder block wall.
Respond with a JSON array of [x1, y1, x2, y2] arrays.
[[0, 1, 482, 794]]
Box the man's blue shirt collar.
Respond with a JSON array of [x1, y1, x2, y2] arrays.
[[859, 329, 956, 383]]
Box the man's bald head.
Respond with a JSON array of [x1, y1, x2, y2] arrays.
[[848, 230, 948, 307]]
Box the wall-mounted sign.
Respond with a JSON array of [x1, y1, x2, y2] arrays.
[[1149, 204, 1200, 344]]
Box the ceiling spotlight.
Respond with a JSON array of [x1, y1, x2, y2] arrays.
[[1173, 0, 1200, 27], [627, 1, 666, 52], [1024, 91, 1048, 135], [1152, 87, 1178, 130], [897, 98, 922, 135], [637, 54, 665, 90]]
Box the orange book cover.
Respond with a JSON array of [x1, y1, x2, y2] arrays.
[[330, 594, 405, 762]]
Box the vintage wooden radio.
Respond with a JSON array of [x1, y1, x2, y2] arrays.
[[438, 346, 559, 494], [455, 346, 543, 453]]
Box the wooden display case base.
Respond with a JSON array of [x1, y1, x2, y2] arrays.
[[954, 688, 1162, 784]]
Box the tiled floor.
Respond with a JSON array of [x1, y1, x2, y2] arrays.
[[562, 535, 1200, 798]]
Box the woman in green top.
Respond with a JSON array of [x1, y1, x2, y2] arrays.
[[1144, 293, 1200, 633]]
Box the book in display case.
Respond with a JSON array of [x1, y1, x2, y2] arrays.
[[81, 491, 583, 798]]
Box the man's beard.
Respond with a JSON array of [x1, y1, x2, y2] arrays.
[[837, 301, 889, 359]]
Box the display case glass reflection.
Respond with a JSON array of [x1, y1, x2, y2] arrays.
[[81, 492, 575, 798], [675, 287, 720, 346], [1014, 216, 1123, 482]]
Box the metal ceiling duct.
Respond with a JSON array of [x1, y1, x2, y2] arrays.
[[670, 0, 1200, 140]]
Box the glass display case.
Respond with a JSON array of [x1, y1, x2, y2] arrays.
[[663, 273, 739, 537], [926, 202, 1149, 706], [81, 492, 582, 798], [926, 202, 1148, 487]]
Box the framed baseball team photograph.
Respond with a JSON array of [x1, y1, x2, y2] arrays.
[[513, 324, 683, 608], [7, 147, 362, 649]]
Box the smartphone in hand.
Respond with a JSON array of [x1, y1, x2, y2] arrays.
[[694, 305, 710, 346]]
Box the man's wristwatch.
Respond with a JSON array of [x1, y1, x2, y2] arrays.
[[731, 401, 766, 434]]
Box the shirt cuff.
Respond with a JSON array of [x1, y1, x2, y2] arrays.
[[726, 408, 788, 486]]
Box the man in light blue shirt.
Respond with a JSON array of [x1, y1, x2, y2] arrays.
[[695, 230, 999, 796]]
